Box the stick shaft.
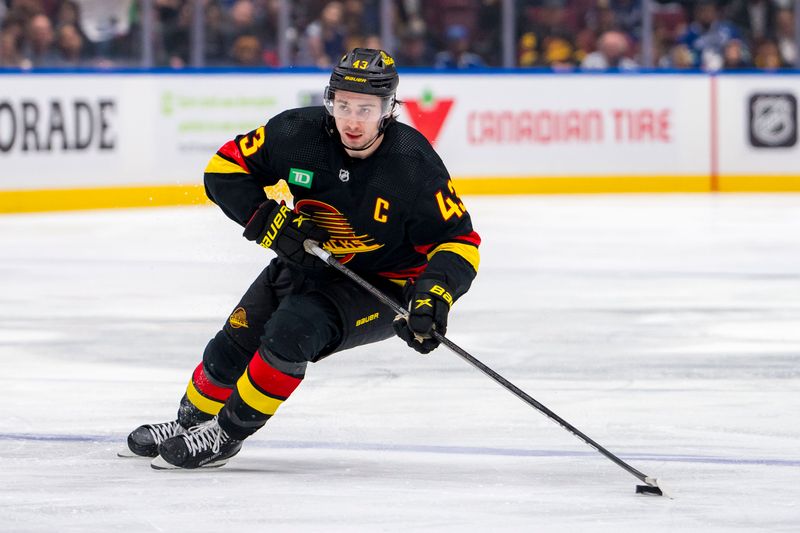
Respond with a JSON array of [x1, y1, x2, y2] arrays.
[[304, 242, 655, 486]]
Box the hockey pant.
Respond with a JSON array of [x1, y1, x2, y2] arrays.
[[180, 258, 403, 440]]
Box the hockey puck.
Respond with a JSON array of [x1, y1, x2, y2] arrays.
[[635, 484, 663, 496]]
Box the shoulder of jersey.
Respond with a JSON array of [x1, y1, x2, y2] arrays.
[[266, 106, 327, 139], [383, 121, 447, 180], [391, 120, 434, 152]]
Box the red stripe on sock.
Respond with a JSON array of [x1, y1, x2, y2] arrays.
[[248, 353, 303, 398], [192, 363, 233, 401]]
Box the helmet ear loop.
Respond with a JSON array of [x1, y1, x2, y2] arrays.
[[378, 98, 397, 134]]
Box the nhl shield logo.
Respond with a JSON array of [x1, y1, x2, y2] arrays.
[[339, 169, 350, 182], [749, 93, 797, 148]]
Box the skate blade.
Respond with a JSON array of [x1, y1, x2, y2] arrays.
[[150, 455, 229, 470], [117, 448, 154, 459]]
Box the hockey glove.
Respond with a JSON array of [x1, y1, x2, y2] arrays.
[[243, 200, 329, 269], [393, 279, 453, 354]]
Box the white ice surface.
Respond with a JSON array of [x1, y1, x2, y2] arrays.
[[1, 195, 799, 532]]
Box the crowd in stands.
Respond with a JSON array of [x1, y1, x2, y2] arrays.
[[0, 0, 797, 70]]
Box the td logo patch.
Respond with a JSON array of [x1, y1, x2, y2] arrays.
[[749, 93, 797, 148], [289, 168, 314, 188]]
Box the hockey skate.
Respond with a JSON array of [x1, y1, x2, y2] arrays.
[[120, 420, 188, 458], [151, 417, 242, 469]]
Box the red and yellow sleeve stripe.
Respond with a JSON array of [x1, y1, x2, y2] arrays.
[[422, 231, 482, 273], [204, 140, 250, 175]]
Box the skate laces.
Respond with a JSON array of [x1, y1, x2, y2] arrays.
[[147, 420, 184, 444], [182, 418, 229, 456]]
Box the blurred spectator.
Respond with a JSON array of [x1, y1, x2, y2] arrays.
[[54, 22, 85, 66], [581, 30, 638, 70], [422, 0, 481, 50], [517, 0, 577, 68], [296, 0, 346, 67], [725, 0, 776, 43], [754, 38, 784, 69], [341, 0, 364, 37], [230, 34, 263, 66], [55, 1, 80, 28], [395, 19, 434, 67], [341, 30, 380, 54], [434, 23, 484, 68], [773, 8, 796, 66], [649, 3, 687, 69], [1, 0, 795, 72], [6, 0, 43, 22], [573, 28, 596, 65], [721, 38, 751, 69], [24, 13, 58, 66], [660, 43, 695, 69], [72, 0, 134, 63], [0, 21, 25, 67], [472, 0, 501, 66], [677, 0, 742, 70], [159, 0, 191, 67], [204, 1, 229, 65], [263, 0, 284, 65], [586, 0, 642, 40], [223, 0, 261, 44]]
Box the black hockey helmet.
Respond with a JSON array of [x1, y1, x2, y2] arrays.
[[323, 48, 399, 150], [328, 48, 399, 97]]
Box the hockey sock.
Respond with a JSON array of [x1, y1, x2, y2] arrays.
[[217, 351, 303, 440], [184, 362, 234, 417]]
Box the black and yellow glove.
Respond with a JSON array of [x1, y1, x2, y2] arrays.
[[393, 279, 453, 354], [243, 200, 329, 269]]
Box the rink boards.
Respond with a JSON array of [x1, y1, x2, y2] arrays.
[[1, 70, 800, 213]]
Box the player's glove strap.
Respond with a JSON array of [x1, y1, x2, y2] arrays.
[[393, 279, 453, 354], [243, 200, 329, 269]]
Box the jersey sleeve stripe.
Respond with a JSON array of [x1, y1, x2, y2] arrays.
[[217, 140, 251, 173], [378, 264, 427, 280], [427, 241, 480, 272], [454, 231, 481, 247], [204, 153, 249, 175]]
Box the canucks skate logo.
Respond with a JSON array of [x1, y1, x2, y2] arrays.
[[229, 307, 249, 328], [338, 169, 350, 182], [295, 199, 383, 264]]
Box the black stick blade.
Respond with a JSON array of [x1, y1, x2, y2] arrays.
[[636, 484, 664, 496]]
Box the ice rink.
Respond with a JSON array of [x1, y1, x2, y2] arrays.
[[1, 194, 799, 532]]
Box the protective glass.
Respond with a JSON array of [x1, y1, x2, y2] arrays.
[[323, 87, 394, 122]]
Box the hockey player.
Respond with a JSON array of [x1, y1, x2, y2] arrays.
[[126, 48, 480, 469]]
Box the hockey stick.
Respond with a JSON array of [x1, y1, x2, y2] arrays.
[[304, 241, 667, 497]]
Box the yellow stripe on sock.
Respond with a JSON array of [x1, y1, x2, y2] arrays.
[[236, 372, 284, 415], [185, 381, 225, 415]]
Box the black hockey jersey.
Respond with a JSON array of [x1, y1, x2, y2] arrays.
[[204, 106, 479, 298]]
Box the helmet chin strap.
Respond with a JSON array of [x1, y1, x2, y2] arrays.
[[341, 130, 383, 152], [339, 114, 391, 153]]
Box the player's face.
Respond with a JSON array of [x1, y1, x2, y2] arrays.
[[331, 91, 386, 149]]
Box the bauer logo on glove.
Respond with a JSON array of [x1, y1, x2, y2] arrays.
[[393, 279, 453, 354], [243, 200, 330, 269], [257, 203, 291, 248]]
